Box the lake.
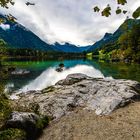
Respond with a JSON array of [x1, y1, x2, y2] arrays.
[[3, 59, 140, 94]]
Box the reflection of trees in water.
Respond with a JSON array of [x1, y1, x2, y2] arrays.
[[87, 60, 140, 82]]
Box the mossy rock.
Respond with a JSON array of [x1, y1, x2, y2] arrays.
[[0, 128, 26, 140], [29, 103, 40, 115], [42, 86, 56, 93], [3, 111, 50, 140]]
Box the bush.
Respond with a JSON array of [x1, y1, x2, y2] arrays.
[[0, 98, 12, 121], [36, 116, 49, 129], [0, 128, 26, 140]]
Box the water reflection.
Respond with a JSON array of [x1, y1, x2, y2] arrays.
[[4, 59, 140, 95], [19, 65, 106, 93]]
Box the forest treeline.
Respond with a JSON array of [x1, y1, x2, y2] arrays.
[[0, 39, 85, 60], [92, 22, 140, 63]]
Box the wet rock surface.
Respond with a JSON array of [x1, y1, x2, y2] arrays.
[[13, 73, 140, 120]]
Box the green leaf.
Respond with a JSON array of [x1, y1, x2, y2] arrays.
[[93, 6, 100, 12], [6, 14, 17, 23], [117, 0, 127, 5], [123, 10, 127, 14], [116, 7, 122, 14], [102, 5, 111, 17], [0, 0, 14, 8], [0, 18, 6, 24], [132, 7, 140, 19]]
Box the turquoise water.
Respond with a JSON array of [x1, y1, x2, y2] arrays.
[[3, 59, 140, 93]]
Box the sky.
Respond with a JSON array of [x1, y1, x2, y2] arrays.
[[0, 0, 140, 46]]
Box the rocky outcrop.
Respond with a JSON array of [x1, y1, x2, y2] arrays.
[[13, 73, 140, 120], [5, 111, 40, 130], [4, 111, 49, 139]]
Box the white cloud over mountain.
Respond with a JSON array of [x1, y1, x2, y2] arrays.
[[0, 0, 139, 46]]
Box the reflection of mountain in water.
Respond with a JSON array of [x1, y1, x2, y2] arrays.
[[5, 59, 92, 92], [19, 65, 106, 93], [6, 59, 140, 94], [6, 61, 56, 92]]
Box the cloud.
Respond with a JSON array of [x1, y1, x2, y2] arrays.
[[0, 23, 10, 30], [0, 0, 139, 46]]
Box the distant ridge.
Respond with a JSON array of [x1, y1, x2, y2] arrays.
[[0, 14, 53, 51], [87, 18, 140, 52], [0, 14, 88, 53]]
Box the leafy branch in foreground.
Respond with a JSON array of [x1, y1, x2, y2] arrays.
[[132, 7, 140, 19], [0, 0, 14, 9], [0, 0, 139, 21], [93, 0, 139, 18]]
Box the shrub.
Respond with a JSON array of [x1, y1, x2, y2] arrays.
[[0, 128, 26, 140]]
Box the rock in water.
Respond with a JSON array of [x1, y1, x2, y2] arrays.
[[11, 69, 30, 75], [13, 73, 140, 119], [55, 67, 63, 72]]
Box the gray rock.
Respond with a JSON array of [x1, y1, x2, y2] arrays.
[[56, 73, 90, 85], [13, 73, 140, 119], [11, 69, 30, 75], [6, 111, 39, 130]]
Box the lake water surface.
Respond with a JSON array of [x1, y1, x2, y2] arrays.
[[3, 59, 140, 94]]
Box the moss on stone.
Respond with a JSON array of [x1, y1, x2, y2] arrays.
[[0, 128, 26, 140], [29, 103, 40, 115], [36, 116, 49, 129], [42, 86, 56, 93]]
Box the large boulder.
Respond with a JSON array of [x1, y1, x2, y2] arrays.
[[5, 112, 42, 139], [5, 112, 39, 130], [13, 73, 140, 120], [56, 73, 89, 85]]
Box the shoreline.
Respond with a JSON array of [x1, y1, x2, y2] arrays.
[[1, 73, 140, 140]]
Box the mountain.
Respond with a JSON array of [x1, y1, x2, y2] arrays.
[[0, 15, 54, 51], [52, 42, 89, 53], [79, 46, 91, 52], [103, 33, 113, 41], [88, 19, 140, 52], [52, 42, 81, 53], [87, 33, 113, 52], [0, 14, 88, 53]]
